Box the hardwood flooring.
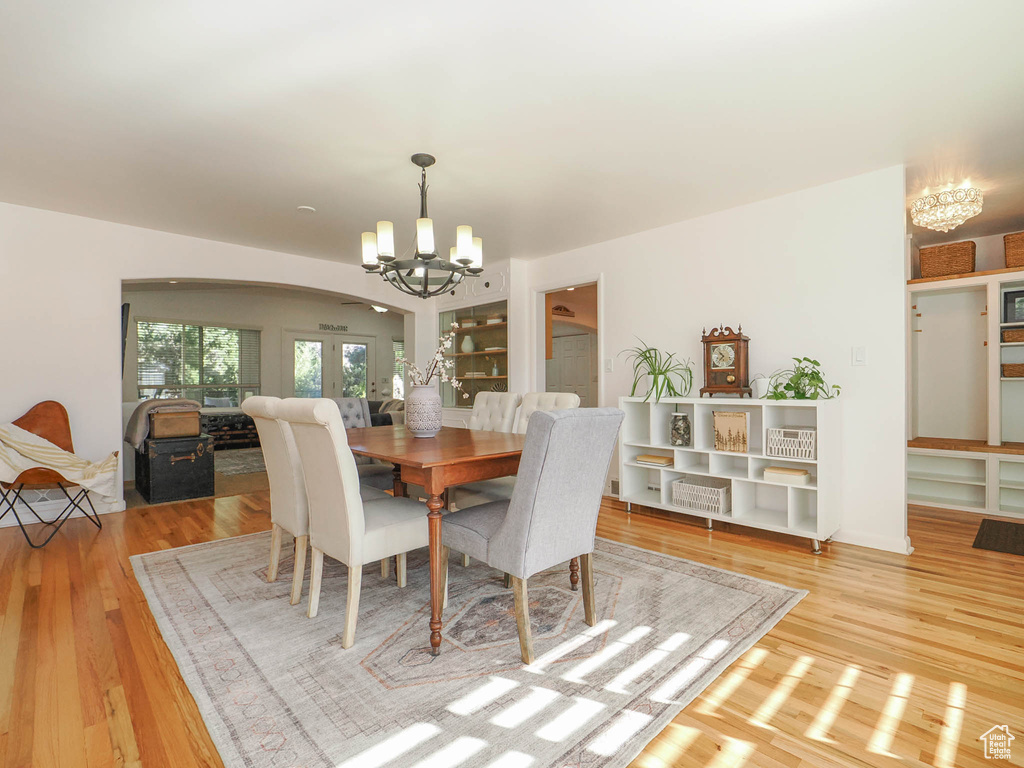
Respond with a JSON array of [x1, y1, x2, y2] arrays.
[[0, 496, 1021, 768]]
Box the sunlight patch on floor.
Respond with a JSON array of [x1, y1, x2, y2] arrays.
[[534, 696, 605, 742], [490, 686, 560, 729], [561, 625, 652, 684], [523, 619, 617, 674], [335, 722, 440, 768], [407, 736, 488, 768], [867, 672, 914, 756], [587, 710, 653, 757], [934, 681, 966, 768], [749, 655, 813, 729], [695, 646, 768, 716], [651, 639, 729, 704], [447, 677, 519, 716], [605, 632, 690, 695], [805, 664, 860, 742]]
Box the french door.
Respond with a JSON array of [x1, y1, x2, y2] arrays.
[[285, 332, 377, 399]]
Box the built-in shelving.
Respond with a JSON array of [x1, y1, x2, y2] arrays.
[[619, 397, 840, 553], [907, 264, 1024, 518], [440, 300, 508, 408]]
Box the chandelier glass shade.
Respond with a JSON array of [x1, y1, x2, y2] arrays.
[[361, 154, 482, 298], [910, 187, 983, 233]]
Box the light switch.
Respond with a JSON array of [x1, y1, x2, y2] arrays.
[[604, 358, 614, 373], [851, 346, 867, 366]]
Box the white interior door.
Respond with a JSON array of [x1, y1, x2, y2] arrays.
[[550, 334, 593, 406]]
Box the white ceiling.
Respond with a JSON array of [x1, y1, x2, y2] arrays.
[[2, 1, 1024, 261]]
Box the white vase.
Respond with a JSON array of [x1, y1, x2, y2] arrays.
[[405, 384, 442, 438], [460, 334, 475, 354]]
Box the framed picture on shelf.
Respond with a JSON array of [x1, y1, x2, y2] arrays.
[[713, 411, 749, 453], [1004, 289, 1024, 323]]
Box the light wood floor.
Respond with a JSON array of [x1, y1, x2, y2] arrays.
[[0, 497, 1021, 768]]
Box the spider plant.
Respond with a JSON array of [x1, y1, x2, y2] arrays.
[[622, 339, 694, 402], [764, 357, 841, 400]]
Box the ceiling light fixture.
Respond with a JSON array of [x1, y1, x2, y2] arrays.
[[361, 154, 482, 298], [370, 305, 388, 313], [911, 186, 983, 233]]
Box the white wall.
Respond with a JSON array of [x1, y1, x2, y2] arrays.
[[121, 286, 405, 403], [0, 201, 437, 511], [518, 165, 911, 553]]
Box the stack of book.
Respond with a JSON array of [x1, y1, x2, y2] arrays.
[[634, 454, 673, 467]]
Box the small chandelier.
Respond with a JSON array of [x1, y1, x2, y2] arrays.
[[361, 154, 482, 298], [911, 186, 983, 233]]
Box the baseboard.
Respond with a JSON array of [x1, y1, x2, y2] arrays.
[[830, 530, 914, 555], [0, 496, 126, 529]]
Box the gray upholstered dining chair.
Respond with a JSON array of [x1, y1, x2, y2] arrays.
[[439, 407, 623, 663], [329, 396, 394, 491], [242, 396, 390, 605], [276, 397, 431, 648], [451, 391, 580, 511]]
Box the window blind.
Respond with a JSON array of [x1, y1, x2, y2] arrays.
[[392, 339, 405, 399], [137, 321, 260, 406]]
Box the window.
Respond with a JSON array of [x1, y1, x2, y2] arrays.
[[137, 320, 260, 406], [392, 339, 405, 399]]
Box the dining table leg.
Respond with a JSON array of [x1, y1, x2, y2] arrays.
[[392, 465, 406, 498], [426, 491, 445, 655]]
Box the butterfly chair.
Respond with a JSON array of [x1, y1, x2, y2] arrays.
[[276, 397, 431, 648], [0, 401, 105, 548], [242, 396, 390, 605], [439, 407, 623, 663]]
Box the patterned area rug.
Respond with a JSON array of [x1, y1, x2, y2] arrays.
[[214, 448, 266, 476], [131, 533, 805, 768]]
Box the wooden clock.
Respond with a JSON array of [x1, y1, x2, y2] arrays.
[[700, 325, 752, 397]]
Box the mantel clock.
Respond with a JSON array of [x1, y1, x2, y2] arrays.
[[700, 325, 751, 397]]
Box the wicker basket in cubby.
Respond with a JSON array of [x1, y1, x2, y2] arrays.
[[1003, 328, 1024, 343], [1006, 232, 1024, 268], [919, 241, 976, 278], [671, 475, 731, 516], [1002, 364, 1024, 378]]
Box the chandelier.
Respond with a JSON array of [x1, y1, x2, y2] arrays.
[[361, 154, 482, 298], [910, 187, 983, 233]]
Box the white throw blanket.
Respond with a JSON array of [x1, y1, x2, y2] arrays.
[[0, 423, 119, 501]]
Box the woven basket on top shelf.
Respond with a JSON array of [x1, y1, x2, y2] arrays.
[[1003, 329, 1024, 343], [1002, 364, 1024, 378], [1006, 232, 1024, 268], [919, 241, 976, 278]]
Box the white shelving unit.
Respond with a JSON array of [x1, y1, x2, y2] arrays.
[[906, 262, 1024, 518], [618, 396, 841, 553]]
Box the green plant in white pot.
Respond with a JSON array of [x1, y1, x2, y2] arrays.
[[764, 357, 841, 400], [623, 339, 694, 403]]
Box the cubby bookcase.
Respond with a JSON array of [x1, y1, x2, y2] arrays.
[[618, 397, 841, 553]]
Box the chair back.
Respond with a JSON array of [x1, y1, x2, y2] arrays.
[[329, 397, 372, 429], [241, 396, 308, 537], [8, 401, 75, 486], [490, 408, 623, 579], [468, 392, 522, 432], [514, 392, 580, 434], [276, 398, 366, 564]]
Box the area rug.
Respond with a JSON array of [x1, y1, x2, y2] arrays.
[[131, 533, 806, 768], [214, 448, 266, 476], [972, 518, 1024, 556]]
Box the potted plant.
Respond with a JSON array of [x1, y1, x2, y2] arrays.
[[396, 323, 469, 437], [764, 357, 841, 400], [622, 339, 694, 402]]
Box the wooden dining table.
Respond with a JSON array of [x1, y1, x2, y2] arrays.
[[346, 424, 526, 655]]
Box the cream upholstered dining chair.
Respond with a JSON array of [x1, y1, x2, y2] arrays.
[[468, 391, 522, 432], [440, 408, 624, 663], [242, 396, 389, 606], [451, 391, 580, 510], [276, 397, 431, 648]]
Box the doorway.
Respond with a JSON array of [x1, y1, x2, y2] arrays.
[[285, 332, 377, 399], [542, 283, 599, 406]]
